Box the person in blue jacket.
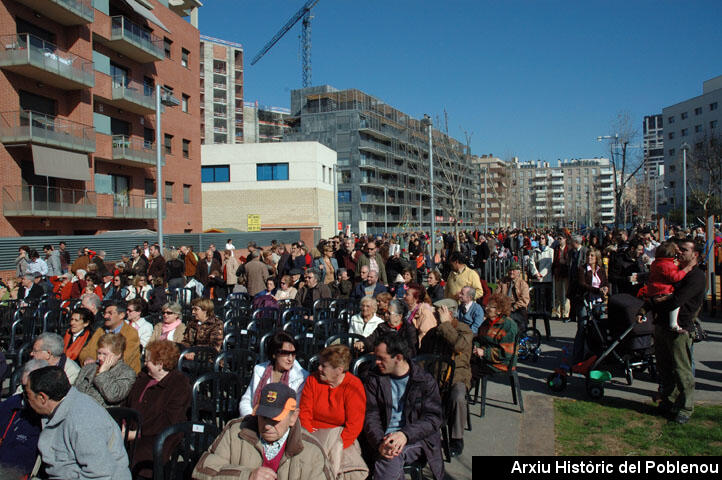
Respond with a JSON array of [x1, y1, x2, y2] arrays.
[[0, 359, 47, 477]]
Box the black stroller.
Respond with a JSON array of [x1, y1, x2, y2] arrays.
[[547, 293, 656, 399]]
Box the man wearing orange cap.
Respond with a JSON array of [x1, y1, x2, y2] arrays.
[[193, 383, 333, 480]]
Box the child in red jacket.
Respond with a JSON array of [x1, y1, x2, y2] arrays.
[[638, 242, 693, 332]]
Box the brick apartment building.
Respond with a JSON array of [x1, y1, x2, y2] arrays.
[[0, 0, 202, 237]]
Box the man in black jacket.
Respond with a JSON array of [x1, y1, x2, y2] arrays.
[[364, 334, 444, 480], [648, 238, 705, 424]]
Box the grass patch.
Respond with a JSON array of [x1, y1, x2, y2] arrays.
[[555, 399, 722, 456]]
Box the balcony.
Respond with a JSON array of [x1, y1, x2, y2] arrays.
[[112, 194, 163, 219], [0, 34, 94, 90], [3, 185, 96, 217], [0, 110, 95, 152], [14, 0, 93, 25], [109, 76, 156, 114], [112, 135, 161, 167], [105, 16, 164, 63]]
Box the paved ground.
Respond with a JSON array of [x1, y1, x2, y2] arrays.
[[441, 310, 722, 480]]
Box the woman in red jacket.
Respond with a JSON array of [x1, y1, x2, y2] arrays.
[[299, 345, 368, 479]]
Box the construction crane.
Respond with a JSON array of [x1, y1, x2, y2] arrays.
[[251, 0, 320, 88]]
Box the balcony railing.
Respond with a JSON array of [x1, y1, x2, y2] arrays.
[[109, 16, 164, 63], [110, 75, 156, 113], [112, 193, 163, 219], [0, 33, 94, 89], [112, 135, 159, 166], [3, 185, 96, 217], [14, 0, 93, 25], [0, 110, 95, 152]]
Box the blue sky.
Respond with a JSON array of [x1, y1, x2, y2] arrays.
[[198, 0, 722, 164]]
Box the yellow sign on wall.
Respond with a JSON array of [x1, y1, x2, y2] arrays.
[[247, 214, 261, 232]]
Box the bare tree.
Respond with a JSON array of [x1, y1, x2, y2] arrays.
[[601, 112, 645, 228], [687, 133, 722, 220], [432, 110, 477, 248]]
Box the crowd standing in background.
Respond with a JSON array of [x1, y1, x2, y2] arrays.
[[0, 222, 717, 478]]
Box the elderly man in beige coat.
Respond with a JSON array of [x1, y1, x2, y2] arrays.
[[193, 383, 333, 480]]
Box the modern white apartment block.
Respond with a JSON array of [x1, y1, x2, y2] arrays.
[[508, 158, 615, 227], [662, 75, 722, 212]]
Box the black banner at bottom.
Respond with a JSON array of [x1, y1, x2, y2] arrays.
[[475, 456, 721, 478]]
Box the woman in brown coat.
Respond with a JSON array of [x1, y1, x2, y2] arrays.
[[124, 340, 191, 478]]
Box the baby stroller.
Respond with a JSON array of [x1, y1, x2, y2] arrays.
[[546, 293, 655, 399]]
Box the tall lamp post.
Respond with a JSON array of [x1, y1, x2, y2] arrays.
[[483, 166, 488, 233], [681, 142, 689, 230], [156, 84, 180, 249], [420, 114, 434, 260]]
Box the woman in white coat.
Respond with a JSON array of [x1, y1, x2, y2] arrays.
[[239, 331, 308, 417]]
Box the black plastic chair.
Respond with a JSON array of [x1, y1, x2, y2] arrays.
[[250, 307, 280, 333], [299, 353, 320, 373], [152, 422, 219, 480], [214, 349, 256, 390], [294, 332, 317, 360], [528, 284, 552, 340], [107, 407, 142, 467], [324, 333, 366, 362], [257, 332, 275, 363], [191, 372, 243, 429], [177, 346, 219, 381], [351, 353, 376, 381], [468, 331, 524, 418]]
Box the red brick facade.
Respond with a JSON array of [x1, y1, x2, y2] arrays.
[[0, 0, 201, 236]]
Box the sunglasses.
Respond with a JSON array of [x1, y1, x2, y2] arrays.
[[277, 350, 296, 357], [162, 311, 176, 315]]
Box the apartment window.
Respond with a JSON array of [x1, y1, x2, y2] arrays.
[[668, 148, 675, 156], [201, 165, 230, 183], [338, 191, 351, 203], [182, 139, 190, 158], [144, 179, 155, 195], [164, 38, 172, 59], [711, 120, 718, 129], [164, 134, 173, 154], [164, 182, 173, 202], [695, 124, 702, 133], [695, 107, 703, 115], [669, 181, 675, 188], [668, 132, 675, 140], [681, 128, 688, 137], [669, 165, 676, 173], [182, 94, 189, 113], [181, 48, 189, 68], [681, 112, 688, 120], [257, 163, 289, 181], [183, 184, 191, 204], [667, 116, 675, 124], [711, 102, 718, 111]]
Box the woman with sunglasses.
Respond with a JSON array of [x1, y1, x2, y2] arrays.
[[238, 331, 308, 417], [149, 302, 186, 344], [273, 274, 297, 301]]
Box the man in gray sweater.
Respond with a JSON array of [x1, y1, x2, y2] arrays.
[[25, 366, 131, 480]]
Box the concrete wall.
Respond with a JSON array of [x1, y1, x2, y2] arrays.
[[202, 141, 337, 237]]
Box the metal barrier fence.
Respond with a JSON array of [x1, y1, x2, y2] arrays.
[[0, 231, 300, 272]]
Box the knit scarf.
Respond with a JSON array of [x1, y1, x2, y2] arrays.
[[161, 319, 182, 340], [253, 364, 290, 408]]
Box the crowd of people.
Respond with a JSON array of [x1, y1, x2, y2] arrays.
[[0, 223, 714, 478]]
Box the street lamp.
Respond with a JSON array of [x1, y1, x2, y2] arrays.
[[483, 166, 488, 233], [420, 114, 434, 260], [156, 84, 180, 249], [681, 142, 690, 230]]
